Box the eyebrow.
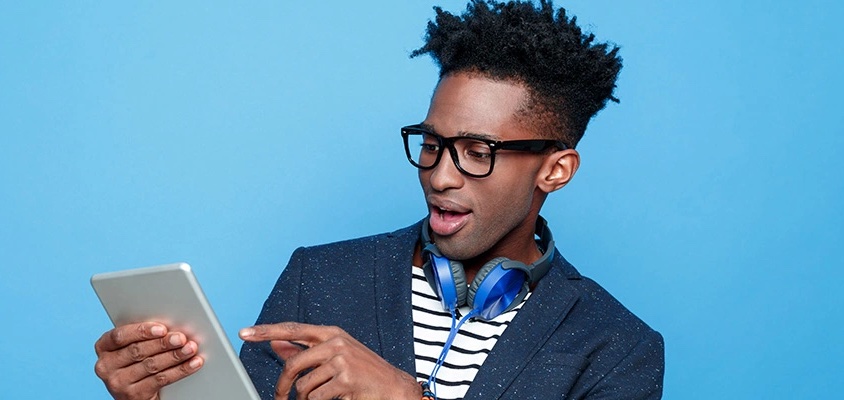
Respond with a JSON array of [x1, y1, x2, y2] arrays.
[[418, 122, 499, 141]]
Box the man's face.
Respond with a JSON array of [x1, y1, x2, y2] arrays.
[[420, 72, 549, 263]]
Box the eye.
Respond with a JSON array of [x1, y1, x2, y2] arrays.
[[463, 141, 492, 160], [420, 134, 441, 153], [421, 143, 440, 153]]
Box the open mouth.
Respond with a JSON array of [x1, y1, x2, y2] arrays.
[[437, 207, 467, 219], [429, 205, 471, 236]]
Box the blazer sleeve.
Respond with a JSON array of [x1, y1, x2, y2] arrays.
[[584, 330, 665, 399], [239, 247, 307, 400]]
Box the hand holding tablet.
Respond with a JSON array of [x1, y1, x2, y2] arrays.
[[91, 263, 260, 400], [94, 321, 204, 400]]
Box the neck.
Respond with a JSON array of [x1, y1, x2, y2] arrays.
[[461, 224, 543, 283]]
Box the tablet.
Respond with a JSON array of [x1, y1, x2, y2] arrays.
[[91, 263, 261, 400]]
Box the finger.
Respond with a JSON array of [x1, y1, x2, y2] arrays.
[[97, 338, 198, 390], [97, 332, 189, 372], [128, 355, 204, 396], [239, 322, 344, 346], [275, 339, 347, 398], [122, 340, 200, 384], [96, 322, 167, 354], [287, 363, 335, 400], [270, 340, 307, 361], [99, 343, 201, 399], [307, 381, 349, 400]]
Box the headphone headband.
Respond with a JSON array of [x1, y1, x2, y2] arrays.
[[526, 216, 555, 284]]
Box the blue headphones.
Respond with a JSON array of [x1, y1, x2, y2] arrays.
[[420, 216, 555, 321]]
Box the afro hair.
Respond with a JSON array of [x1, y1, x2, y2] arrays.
[[411, 0, 622, 147]]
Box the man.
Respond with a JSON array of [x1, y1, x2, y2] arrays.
[[94, 1, 664, 399]]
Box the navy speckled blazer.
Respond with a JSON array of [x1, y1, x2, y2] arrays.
[[240, 221, 664, 399]]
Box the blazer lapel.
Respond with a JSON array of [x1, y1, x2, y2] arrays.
[[372, 222, 422, 376], [463, 255, 581, 400]]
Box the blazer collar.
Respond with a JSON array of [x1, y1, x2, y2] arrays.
[[372, 220, 424, 376]]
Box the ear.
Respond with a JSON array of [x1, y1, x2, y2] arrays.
[[536, 149, 580, 193]]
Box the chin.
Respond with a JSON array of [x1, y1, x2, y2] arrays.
[[434, 239, 482, 261]]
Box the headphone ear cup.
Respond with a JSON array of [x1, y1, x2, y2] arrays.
[[467, 257, 529, 320], [423, 249, 469, 310], [449, 259, 468, 307]]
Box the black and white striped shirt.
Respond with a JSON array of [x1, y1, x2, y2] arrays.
[[411, 266, 529, 400]]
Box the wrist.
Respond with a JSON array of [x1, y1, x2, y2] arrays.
[[393, 372, 425, 400]]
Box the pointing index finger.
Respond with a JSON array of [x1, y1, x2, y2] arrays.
[[239, 322, 338, 346]]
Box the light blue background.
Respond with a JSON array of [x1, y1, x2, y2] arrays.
[[2, 1, 842, 398]]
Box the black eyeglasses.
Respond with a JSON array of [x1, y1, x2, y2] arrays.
[[401, 124, 567, 178]]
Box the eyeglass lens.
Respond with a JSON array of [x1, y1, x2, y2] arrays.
[[405, 131, 494, 176]]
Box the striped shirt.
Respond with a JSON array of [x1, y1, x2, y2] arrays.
[[411, 266, 530, 400]]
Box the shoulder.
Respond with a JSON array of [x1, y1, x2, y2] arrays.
[[285, 220, 423, 274], [545, 253, 664, 388], [293, 220, 422, 257], [531, 253, 664, 395], [552, 251, 659, 339], [571, 273, 663, 352]]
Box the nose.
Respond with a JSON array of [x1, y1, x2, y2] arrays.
[[426, 147, 465, 192]]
